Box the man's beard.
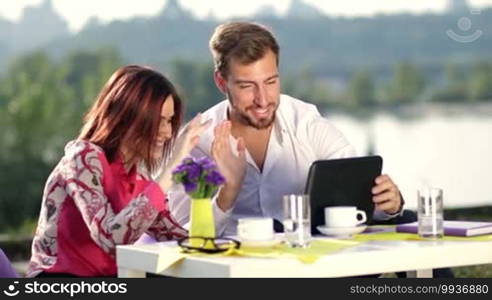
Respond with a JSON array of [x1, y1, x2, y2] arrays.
[[227, 92, 278, 130]]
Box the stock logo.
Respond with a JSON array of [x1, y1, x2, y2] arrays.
[[446, 9, 483, 43], [3, 281, 20, 297]]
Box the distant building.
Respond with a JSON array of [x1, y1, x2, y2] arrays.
[[254, 5, 279, 19], [82, 16, 102, 31], [158, 0, 194, 20], [13, 0, 69, 51], [204, 9, 218, 22], [0, 17, 13, 43], [286, 0, 325, 20], [446, 0, 470, 13]]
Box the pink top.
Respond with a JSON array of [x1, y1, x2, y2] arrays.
[[27, 140, 187, 277]]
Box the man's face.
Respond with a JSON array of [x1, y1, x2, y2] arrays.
[[222, 50, 280, 129]]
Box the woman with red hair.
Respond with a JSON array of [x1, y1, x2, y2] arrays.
[[27, 65, 208, 277]]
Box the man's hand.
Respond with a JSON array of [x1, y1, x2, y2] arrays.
[[372, 174, 402, 215], [211, 121, 247, 211]]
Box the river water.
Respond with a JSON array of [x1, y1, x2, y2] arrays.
[[327, 111, 492, 209]]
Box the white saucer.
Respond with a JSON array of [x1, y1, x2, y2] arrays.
[[317, 225, 367, 238], [240, 238, 283, 248]]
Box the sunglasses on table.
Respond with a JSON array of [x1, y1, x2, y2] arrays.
[[177, 236, 241, 254]]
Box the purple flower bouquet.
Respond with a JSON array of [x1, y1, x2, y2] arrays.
[[172, 156, 225, 199], [172, 156, 225, 241]]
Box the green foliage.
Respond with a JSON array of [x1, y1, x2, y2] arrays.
[[0, 47, 491, 233], [387, 62, 426, 104], [347, 70, 376, 108], [431, 63, 469, 103], [169, 58, 223, 117], [5, 218, 38, 238], [431, 61, 492, 103], [469, 61, 492, 101], [453, 265, 492, 278], [281, 69, 333, 108], [0, 48, 122, 230]]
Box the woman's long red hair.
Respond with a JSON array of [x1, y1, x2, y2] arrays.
[[79, 65, 183, 173]]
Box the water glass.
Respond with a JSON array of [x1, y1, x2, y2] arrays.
[[417, 188, 444, 239], [283, 194, 311, 248]]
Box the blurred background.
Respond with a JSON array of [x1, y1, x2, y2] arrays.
[[0, 0, 491, 276]]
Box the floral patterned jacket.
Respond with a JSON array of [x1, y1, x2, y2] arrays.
[[27, 140, 186, 277]]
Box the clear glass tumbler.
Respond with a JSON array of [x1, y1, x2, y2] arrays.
[[283, 194, 311, 247], [417, 188, 444, 239]]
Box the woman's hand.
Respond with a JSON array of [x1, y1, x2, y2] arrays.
[[171, 114, 211, 165], [158, 114, 211, 191]]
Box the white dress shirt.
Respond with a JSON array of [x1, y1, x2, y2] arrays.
[[168, 94, 395, 236]]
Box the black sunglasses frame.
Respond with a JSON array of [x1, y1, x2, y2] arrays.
[[177, 236, 241, 254]]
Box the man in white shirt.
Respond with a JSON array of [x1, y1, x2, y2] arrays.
[[168, 22, 403, 236]]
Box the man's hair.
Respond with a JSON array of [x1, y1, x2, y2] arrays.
[[79, 65, 183, 173], [209, 22, 280, 78]]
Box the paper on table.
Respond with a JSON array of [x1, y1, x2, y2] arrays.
[[224, 239, 359, 263], [153, 239, 359, 274], [155, 247, 187, 273]]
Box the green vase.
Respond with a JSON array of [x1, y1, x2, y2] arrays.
[[190, 198, 216, 247]]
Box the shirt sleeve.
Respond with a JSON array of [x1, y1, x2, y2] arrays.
[[306, 115, 356, 160], [61, 142, 166, 255], [373, 209, 404, 221], [212, 193, 233, 236], [305, 114, 404, 220], [145, 209, 188, 241]]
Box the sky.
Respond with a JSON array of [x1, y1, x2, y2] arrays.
[[1, 0, 492, 32]]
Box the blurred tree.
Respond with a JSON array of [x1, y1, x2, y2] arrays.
[[169, 59, 222, 118], [60, 48, 122, 108], [347, 70, 376, 108], [387, 62, 425, 104], [281, 68, 333, 109], [431, 63, 469, 103], [0, 48, 122, 230], [468, 61, 492, 101]]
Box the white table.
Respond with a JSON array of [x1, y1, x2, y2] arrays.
[[116, 235, 492, 278]]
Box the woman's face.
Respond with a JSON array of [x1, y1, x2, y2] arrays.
[[153, 95, 174, 159]]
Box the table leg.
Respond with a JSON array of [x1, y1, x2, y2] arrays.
[[406, 269, 433, 278], [118, 267, 146, 278]]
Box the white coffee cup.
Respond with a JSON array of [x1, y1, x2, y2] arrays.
[[237, 217, 274, 241], [324, 206, 367, 228]]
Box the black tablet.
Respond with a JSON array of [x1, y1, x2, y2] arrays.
[[304, 155, 382, 234]]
